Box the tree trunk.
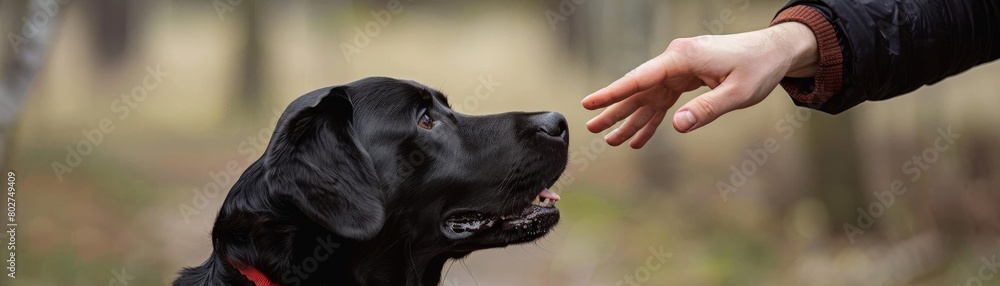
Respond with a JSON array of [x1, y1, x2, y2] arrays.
[[0, 0, 61, 170], [234, 0, 265, 116], [806, 113, 865, 234], [558, 0, 678, 192]]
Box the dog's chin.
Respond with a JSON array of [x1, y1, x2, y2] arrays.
[[441, 188, 561, 248]]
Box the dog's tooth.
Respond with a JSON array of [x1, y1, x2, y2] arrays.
[[531, 196, 542, 206]]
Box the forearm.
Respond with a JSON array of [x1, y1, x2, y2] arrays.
[[771, 22, 818, 78], [769, 5, 844, 109]]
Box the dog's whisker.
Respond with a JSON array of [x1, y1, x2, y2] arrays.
[[503, 247, 516, 259], [443, 260, 455, 281], [406, 240, 420, 278], [461, 259, 479, 286], [534, 241, 555, 255], [369, 236, 405, 264], [176, 77, 568, 285], [552, 229, 563, 238], [496, 168, 516, 193], [521, 244, 539, 259]]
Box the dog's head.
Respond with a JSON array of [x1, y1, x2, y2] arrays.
[[265, 77, 568, 254]]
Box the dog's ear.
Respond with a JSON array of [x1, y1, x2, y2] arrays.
[[265, 86, 385, 240]]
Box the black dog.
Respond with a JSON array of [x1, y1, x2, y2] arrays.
[[174, 77, 568, 285]]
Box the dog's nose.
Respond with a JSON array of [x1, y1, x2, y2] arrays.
[[532, 112, 569, 143]]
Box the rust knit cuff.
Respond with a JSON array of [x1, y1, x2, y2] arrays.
[[770, 5, 843, 104]]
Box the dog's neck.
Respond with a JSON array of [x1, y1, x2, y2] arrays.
[[351, 244, 453, 285], [198, 163, 463, 285], [210, 202, 455, 285], [304, 217, 460, 285]]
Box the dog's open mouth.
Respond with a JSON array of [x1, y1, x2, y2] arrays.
[[443, 188, 561, 239]]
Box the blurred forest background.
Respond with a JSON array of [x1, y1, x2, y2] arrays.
[[2, 0, 1000, 285]]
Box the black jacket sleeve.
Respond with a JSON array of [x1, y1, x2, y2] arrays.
[[778, 0, 1000, 114]]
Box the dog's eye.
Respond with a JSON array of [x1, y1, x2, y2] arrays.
[[418, 111, 434, 129]]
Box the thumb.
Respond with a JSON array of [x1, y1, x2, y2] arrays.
[[672, 82, 750, 133]]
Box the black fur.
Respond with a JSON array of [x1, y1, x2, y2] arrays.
[[174, 77, 569, 285]]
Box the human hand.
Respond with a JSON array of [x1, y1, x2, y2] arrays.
[[581, 22, 819, 148]]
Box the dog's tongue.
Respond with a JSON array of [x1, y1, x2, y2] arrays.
[[539, 188, 560, 201]]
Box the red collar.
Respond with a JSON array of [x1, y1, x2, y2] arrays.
[[228, 259, 279, 286]]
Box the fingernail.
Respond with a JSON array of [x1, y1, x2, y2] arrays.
[[604, 128, 619, 140], [674, 110, 697, 132]]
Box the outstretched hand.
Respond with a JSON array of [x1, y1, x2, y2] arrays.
[[581, 23, 819, 148]]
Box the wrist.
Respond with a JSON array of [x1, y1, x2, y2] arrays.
[[772, 22, 819, 78], [769, 5, 844, 104]]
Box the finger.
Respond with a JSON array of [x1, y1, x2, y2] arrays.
[[672, 81, 748, 133], [582, 52, 687, 110], [605, 106, 656, 146], [605, 87, 679, 145], [629, 110, 667, 149], [585, 84, 667, 133], [585, 94, 642, 133]]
